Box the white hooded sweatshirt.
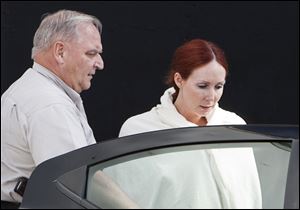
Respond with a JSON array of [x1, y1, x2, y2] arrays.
[[104, 88, 262, 209]]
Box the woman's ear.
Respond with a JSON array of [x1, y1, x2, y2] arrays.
[[174, 72, 183, 88]]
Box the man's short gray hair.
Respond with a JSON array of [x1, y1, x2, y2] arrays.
[[31, 10, 102, 59]]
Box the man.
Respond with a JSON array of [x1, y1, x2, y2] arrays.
[[1, 10, 103, 208]]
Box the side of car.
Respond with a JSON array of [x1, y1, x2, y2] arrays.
[[20, 125, 299, 209]]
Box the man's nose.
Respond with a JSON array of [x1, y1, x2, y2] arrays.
[[95, 55, 104, 70]]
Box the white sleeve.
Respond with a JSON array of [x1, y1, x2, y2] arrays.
[[232, 113, 247, 124], [119, 114, 158, 137], [28, 104, 88, 166], [119, 117, 141, 137], [211, 107, 247, 125]]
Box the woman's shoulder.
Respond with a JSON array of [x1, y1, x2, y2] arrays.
[[214, 106, 246, 125], [119, 109, 166, 137]]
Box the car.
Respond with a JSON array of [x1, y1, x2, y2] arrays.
[[20, 124, 299, 209]]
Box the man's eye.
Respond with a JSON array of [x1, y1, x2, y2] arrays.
[[87, 52, 96, 56], [215, 85, 224, 89]]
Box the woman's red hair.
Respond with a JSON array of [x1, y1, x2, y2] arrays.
[[166, 39, 228, 100]]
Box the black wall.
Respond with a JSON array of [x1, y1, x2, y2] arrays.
[[1, 1, 299, 141]]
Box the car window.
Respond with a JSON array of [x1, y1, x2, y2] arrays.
[[86, 141, 291, 209]]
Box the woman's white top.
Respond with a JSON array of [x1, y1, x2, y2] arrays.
[[104, 88, 262, 209]]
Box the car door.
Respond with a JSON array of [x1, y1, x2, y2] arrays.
[[20, 125, 299, 209]]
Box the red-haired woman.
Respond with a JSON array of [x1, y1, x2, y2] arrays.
[[105, 39, 262, 209]]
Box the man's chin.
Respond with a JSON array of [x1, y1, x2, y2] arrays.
[[81, 83, 91, 92]]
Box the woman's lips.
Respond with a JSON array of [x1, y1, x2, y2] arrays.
[[199, 105, 213, 111]]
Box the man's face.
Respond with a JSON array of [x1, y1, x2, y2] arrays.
[[62, 23, 103, 93]]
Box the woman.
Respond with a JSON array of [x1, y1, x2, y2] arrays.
[[104, 39, 262, 209], [120, 39, 245, 136]]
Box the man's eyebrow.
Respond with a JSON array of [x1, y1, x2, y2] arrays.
[[86, 49, 102, 54]]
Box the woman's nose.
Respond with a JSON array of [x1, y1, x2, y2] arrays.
[[205, 88, 216, 101]]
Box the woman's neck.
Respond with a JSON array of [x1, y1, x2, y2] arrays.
[[174, 99, 207, 126]]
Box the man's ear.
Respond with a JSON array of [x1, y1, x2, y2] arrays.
[[53, 41, 65, 64], [174, 72, 183, 88]]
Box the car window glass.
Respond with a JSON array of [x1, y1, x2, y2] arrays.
[[86, 141, 291, 209]]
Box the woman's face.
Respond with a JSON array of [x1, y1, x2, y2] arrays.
[[174, 60, 226, 121]]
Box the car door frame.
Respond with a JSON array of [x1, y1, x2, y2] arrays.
[[20, 124, 299, 209]]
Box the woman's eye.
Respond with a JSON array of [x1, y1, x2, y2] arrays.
[[197, 85, 207, 89]]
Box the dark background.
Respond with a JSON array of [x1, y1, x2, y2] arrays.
[[1, 1, 299, 141]]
